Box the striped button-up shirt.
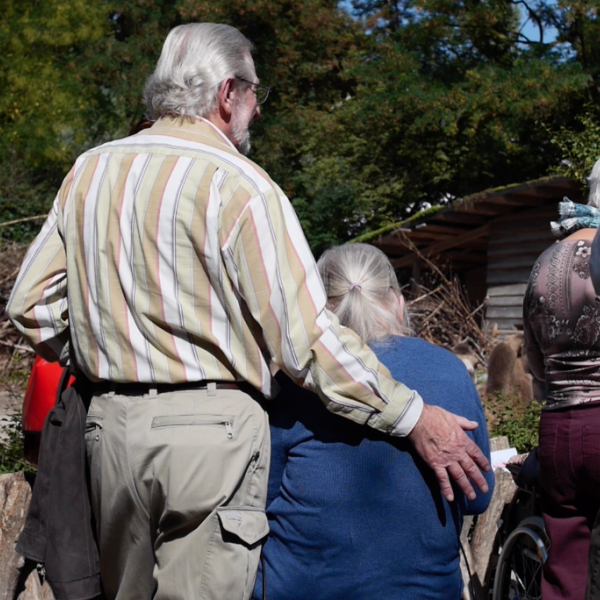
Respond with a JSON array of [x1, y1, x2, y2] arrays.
[[7, 117, 423, 436]]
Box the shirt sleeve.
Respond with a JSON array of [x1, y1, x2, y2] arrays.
[[591, 229, 600, 296], [222, 182, 423, 437], [523, 278, 546, 383], [6, 192, 69, 362]]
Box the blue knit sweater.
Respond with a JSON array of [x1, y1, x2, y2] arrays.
[[253, 336, 494, 600]]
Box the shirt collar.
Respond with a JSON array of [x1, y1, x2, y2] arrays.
[[194, 117, 237, 151], [150, 116, 238, 153]]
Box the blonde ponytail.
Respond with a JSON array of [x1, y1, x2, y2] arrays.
[[317, 243, 410, 343]]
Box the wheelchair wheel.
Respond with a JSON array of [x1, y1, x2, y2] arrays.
[[492, 518, 548, 600]]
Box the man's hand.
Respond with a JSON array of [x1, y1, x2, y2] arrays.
[[408, 403, 491, 502]]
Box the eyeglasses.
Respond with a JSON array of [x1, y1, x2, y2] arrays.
[[235, 76, 271, 105]]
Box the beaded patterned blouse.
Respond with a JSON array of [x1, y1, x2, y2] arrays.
[[524, 237, 600, 410]]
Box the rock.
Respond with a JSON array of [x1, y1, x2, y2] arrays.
[[0, 473, 32, 600], [16, 570, 40, 600], [15, 569, 55, 600], [489, 436, 510, 453], [40, 581, 54, 600]]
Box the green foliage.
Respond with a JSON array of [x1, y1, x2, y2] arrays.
[[176, 0, 366, 203], [550, 108, 600, 188], [281, 0, 594, 251], [0, 0, 108, 172], [293, 39, 588, 251], [0, 413, 34, 474], [1, 0, 600, 252], [0, 155, 55, 243], [486, 391, 542, 454], [76, 1, 183, 142]]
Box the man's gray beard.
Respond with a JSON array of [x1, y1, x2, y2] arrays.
[[232, 117, 251, 156], [234, 125, 251, 156]]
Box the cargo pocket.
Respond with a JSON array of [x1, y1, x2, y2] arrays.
[[200, 507, 269, 600], [85, 415, 104, 452], [85, 415, 103, 437], [84, 414, 104, 525]]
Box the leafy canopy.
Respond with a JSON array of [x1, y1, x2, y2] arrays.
[[0, 0, 598, 252]]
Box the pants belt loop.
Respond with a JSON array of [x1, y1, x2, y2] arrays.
[[148, 385, 158, 398], [207, 382, 217, 397], [108, 383, 117, 398]]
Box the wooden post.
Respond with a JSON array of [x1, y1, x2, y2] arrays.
[[471, 470, 517, 582], [460, 436, 518, 599], [460, 515, 477, 600]]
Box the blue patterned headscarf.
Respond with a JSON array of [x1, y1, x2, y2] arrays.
[[551, 198, 600, 239]]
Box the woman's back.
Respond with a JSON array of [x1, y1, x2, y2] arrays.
[[254, 336, 493, 600], [524, 236, 600, 409]]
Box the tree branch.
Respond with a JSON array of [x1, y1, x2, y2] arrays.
[[513, 0, 544, 44]]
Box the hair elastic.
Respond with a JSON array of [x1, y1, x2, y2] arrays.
[[349, 284, 362, 292]]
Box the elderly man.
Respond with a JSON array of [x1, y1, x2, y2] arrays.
[[8, 23, 489, 600]]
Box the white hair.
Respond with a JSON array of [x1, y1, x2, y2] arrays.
[[143, 23, 255, 121], [317, 243, 411, 344], [588, 158, 600, 208]]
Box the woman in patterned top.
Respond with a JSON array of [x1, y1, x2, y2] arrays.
[[524, 160, 600, 600]]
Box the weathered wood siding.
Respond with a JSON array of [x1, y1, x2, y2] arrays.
[[485, 206, 557, 329]]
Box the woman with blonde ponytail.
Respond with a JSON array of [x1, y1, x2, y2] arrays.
[[317, 243, 410, 342], [253, 244, 493, 600]]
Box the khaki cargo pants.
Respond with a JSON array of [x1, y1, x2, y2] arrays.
[[85, 384, 270, 600]]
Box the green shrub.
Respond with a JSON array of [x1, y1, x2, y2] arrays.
[[486, 391, 542, 454], [550, 109, 600, 190], [0, 155, 55, 244], [0, 413, 34, 474]]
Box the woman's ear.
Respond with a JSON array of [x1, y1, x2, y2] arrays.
[[397, 292, 405, 327], [389, 289, 405, 327]]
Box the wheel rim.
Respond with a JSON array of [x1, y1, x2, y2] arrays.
[[493, 525, 547, 600], [507, 536, 544, 599]]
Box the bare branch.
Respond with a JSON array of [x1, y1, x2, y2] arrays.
[[0, 215, 47, 228], [513, 0, 544, 44]]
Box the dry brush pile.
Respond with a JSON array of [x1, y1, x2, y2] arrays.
[[398, 233, 493, 369], [406, 278, 491, 368], [0, 242, 34, 396]]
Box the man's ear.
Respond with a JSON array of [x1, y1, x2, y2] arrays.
[[217, 77, 236, 118]]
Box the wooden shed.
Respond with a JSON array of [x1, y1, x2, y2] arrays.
[[367, 175, 583, 331]]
